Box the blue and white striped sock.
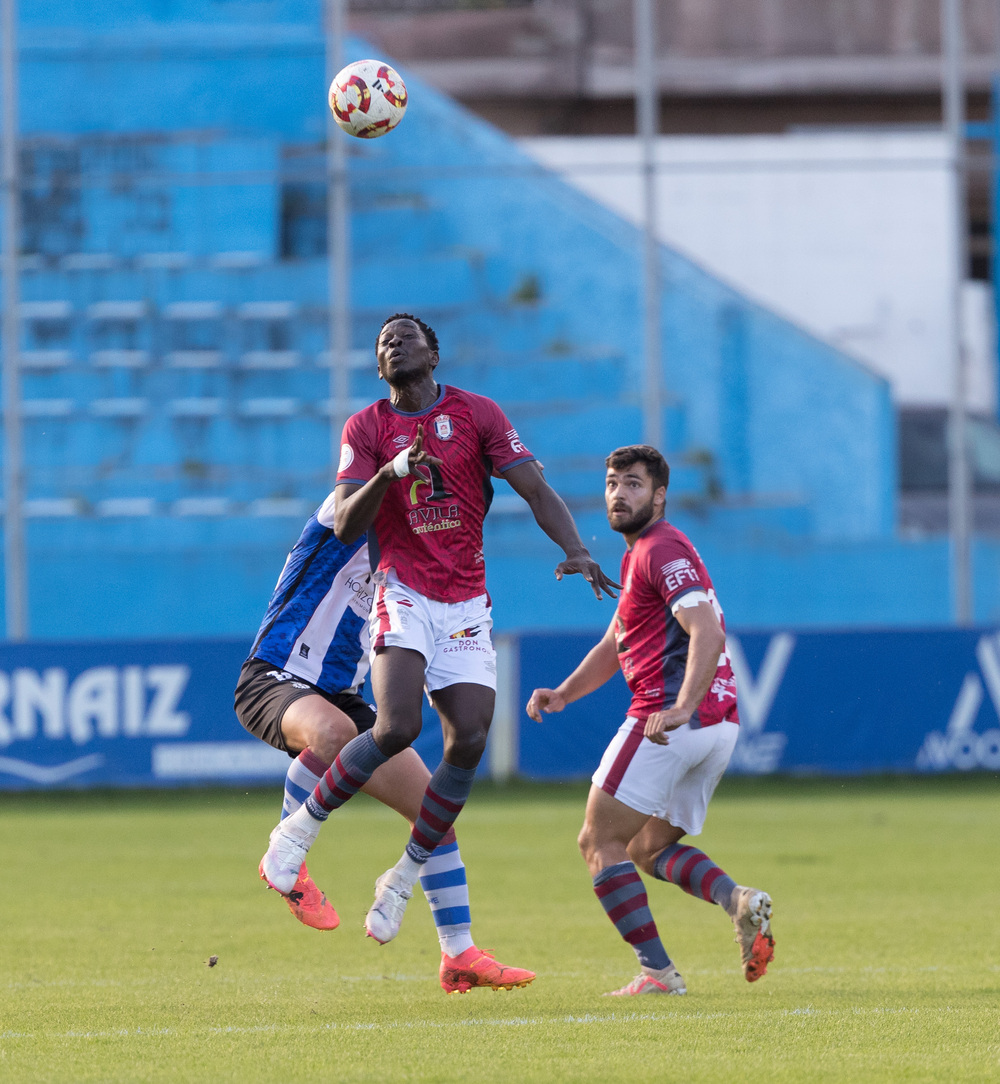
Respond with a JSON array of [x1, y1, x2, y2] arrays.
[[418, 828, 474, 957], [281, 748, 329, 820]]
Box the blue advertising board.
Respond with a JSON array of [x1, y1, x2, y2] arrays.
[[0, 639, 261, 789], [0, 638, 446, 792], [518, 627, 1000, 779], [2, 627, 999, 790]]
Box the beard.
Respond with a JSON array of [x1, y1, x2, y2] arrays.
[[608, 497, 656, 535]]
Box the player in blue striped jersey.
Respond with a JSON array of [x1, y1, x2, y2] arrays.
[[234, 493, 535, 993]]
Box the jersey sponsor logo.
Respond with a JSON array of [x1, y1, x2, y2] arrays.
[[395, 599, 414, 608], [449, 626, 481, 639], [917, 632, 1000, 771], [433, 414, 454, 440], [408, 464, 453, 505], [506, 427, 526, 455], [338, 443, 354, 471], [709, 675, 738, 702], [613, 616, 634, 681], [407, 503, 462, 536], [344, 571, 374, 614], [661, 557, 700, 593]]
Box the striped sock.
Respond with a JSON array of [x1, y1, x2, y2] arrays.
[[418, 827, 474, 957], [593, 860, 671, 971], [304, 729, 389, 822], [653, 843, 737, 911], [404, 760, 476, 864], [282, 748, 329, 820]]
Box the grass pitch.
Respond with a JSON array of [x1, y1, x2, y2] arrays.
[[1, 775, 998, 1082]]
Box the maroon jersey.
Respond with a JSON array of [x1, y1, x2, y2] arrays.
[[337, 385, 534, 602], [614, 519, 739, 727]]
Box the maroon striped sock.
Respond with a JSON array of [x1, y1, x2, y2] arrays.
[[653, 843, 737, 909], [304, 730, 388, 821], [404, 760, 476, 863], [593, 861, 671, 971]]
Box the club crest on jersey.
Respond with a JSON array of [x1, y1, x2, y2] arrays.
[[449, 626, 481, 639], [434, 414, 454, 440]]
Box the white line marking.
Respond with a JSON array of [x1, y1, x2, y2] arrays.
[[0, 1006, 967, 1042]]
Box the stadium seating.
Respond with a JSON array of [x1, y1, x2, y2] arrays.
[[2, 4, 997, 635]]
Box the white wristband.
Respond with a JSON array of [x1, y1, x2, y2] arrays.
[[392, 447, 413, 478]]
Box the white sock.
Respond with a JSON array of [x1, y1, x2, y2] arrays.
[[392, 851, 421, 887], [284, 803, 322, 842]]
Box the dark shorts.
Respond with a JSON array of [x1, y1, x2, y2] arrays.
[[233, 657, 377, 757]]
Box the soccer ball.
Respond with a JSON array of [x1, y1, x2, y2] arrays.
[[328, 59, 408, 139]]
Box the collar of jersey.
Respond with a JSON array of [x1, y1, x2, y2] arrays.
[[629, 515, 668, 546], [386, 383, 448, 417]]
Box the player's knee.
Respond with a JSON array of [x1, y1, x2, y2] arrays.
[[577, 821, 598, 864], [443, 722, 489, 769], [626, 837, 656, 875], [308, 714, 358, 764], [372, 714, 422, 758]]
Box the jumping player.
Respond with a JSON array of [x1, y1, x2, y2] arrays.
[[261, 312, 619, 955], [527, 444, 774, 996], [236, 495, 535, 993]]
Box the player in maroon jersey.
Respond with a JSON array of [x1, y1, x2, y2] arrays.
[[527, 444, 774, 996], [260, 313, 618, 991]]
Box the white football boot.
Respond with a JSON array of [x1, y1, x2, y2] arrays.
[[364, 867, 414, 944]]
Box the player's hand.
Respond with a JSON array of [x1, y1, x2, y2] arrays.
[[409, 424, 444, 471], [643, 706, 690, 745], [526, 687, 566, 723], [554, 553, 621, 600]]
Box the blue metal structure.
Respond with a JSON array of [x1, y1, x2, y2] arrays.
[[1, 1, 999, 638]]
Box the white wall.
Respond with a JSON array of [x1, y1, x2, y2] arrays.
[[520, 130, 997, 413]]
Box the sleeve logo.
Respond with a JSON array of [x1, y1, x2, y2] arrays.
[[338, 443, 354, 471], [506, 427, 526, 455], [661, 557, 700, 592]]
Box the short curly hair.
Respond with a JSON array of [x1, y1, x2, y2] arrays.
[[605, 444, 670, 491], [376, 313, 440, 355]]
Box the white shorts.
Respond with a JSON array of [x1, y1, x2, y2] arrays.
[[369, 572, 497, 693], [592, 718, 739, 835]]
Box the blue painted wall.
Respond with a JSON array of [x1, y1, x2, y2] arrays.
[[0, 2, 991, 637]]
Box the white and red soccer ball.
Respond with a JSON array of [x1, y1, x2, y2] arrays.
[[329, 59, 407, 139]]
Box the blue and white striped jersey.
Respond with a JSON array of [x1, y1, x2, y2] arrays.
[[250, 494, 374, 695]]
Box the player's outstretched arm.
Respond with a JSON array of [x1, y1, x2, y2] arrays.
[[502, 461, 621, 600], [526, 620, 620, 721], [334, 424, 443, 543]]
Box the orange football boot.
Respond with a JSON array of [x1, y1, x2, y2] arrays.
[[731, 887, 774, 982], [439, 947, 535, 994], [259, 861, 339, 931]]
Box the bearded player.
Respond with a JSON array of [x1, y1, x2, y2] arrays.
[[260, 313, 618, 989], [527, 444, 774, 996]]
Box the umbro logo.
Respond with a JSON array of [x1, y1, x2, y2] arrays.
[[392, 434, 410, 447]]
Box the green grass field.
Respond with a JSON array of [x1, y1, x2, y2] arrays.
[[2, 775, 998, 1082]]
